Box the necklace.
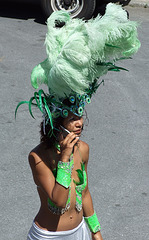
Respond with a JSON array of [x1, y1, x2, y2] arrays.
[[54, 142, 61, 152]]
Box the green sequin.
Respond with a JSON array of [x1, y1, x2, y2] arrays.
[[48, 154, 87, 215], [84, 211, 101, 233], [74, 162, 87, 211], [56, 155, 74, 188], [48, 187, 71, 215]]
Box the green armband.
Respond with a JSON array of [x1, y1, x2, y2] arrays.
[[56, 160, 73, 188], [84, 211, 101, 233]]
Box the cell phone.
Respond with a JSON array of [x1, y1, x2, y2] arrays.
[[60, 125, 70, 138]]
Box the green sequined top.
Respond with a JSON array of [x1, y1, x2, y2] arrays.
[[48, 153, 87, 215]]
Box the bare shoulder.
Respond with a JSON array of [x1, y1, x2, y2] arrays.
[[29, 143, 43, 164], [77, 140, 89, 164], [79, 140, 89, 152], [28, 143, 53, 186], [28, 142, 51, 169]]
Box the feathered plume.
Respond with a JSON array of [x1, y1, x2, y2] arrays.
[[31, 3, 140, 98]]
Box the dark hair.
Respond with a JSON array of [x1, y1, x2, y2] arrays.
[[40, 116, 63, 148], [40, 98, 73, 148]]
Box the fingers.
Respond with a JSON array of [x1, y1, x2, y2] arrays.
[[65, 132, 78, 144], [59, 130, 74, 143], [60, 132, 79, 152], [70, 135, 79, 147], [59, 132, 79, 162]]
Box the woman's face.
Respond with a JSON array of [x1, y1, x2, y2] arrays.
[[62, 112, 84, 137]]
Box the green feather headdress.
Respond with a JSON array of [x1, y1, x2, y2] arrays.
[[15, 3, 140, 134]]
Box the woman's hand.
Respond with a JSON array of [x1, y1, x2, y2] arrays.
[[59, 132, 79, 162], [91, 232, 103, 240]]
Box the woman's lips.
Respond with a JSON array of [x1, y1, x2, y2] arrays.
[[74, 130, 81, 134]]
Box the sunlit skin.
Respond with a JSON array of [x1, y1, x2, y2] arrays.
[[28, 112, 103, 240], [62, 112, 84, 137]]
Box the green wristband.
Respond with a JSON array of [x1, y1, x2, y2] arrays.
[[56, 161, 73, 188], [84, 211, 101, 233]]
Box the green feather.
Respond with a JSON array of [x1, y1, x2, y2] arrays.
[[108, 66, 128, 72], [15, 101, 29, 119], [105, 43, 121, 49], [30, 3, 140, 98], [34, 92, 43, 113], [43, 98, 54, 130], [28, 97, 36, 119]]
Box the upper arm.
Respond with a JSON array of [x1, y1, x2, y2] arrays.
[[79, 141, 89, 170], [78, 141, 89, 192], [28, 152, 55, 199]]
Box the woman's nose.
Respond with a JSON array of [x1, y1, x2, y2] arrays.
[[76, 118, 83, 127]]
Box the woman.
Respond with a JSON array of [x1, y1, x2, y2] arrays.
[[27, 112, 103, 240], [15, 4, 140, 240]]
